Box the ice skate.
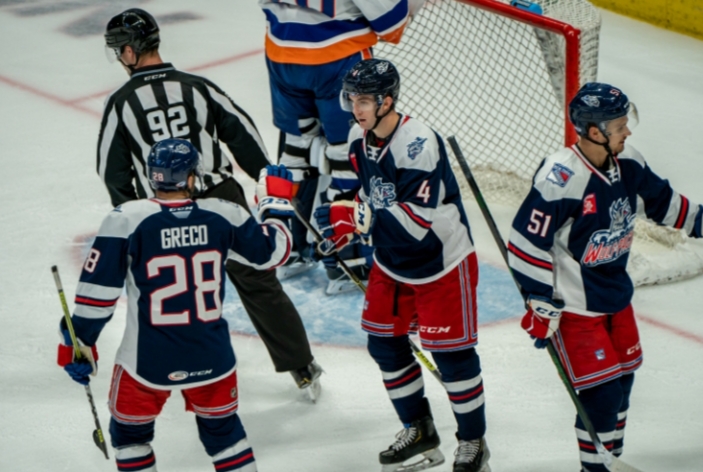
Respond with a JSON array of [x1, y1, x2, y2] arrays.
[[276, 251, 317, 280], [379, 416, 445, 472], [453, 437, 490, 472], [290, 360, 323, 403]]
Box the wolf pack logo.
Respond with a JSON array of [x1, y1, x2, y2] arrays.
[[581, 95, 600, 107], [581, 197, 636, 266], [376, 61, 389, 74], [407, 137, 427, 160], [369, 176, 396, 210], [546, 163, 574, 187]]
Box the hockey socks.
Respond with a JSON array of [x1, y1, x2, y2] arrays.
[[432, 349, 487, 441]]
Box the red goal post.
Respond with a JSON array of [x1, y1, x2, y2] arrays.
[[460, 0, 582, 147]]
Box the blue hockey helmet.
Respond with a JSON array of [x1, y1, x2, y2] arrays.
[[104, 9, 160, 62], [147, 139, 202, 192], [569, 82, 638, 137], [340, 59, 401, 112]]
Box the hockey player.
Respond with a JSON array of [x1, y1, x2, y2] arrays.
[[315, 59, 490, 472], [259, 0, 423, 293], [508, 82, 703, 472], [57, 139, 296, 471], [99, 8, 322, 397]]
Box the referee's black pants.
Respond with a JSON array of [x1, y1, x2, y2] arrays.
[[200, 178, 313, 372]]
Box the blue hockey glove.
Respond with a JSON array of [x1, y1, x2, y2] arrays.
[[691, 205, 703, 238], [57, 319, 97, 386]]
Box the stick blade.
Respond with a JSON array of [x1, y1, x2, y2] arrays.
[[609, 456, 644, 472], [93, 428, 110, 460]]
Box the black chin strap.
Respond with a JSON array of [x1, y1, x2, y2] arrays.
[[584, 127, 614, 158], [119, 52, 140, 75], [370, 102, 395, 131]]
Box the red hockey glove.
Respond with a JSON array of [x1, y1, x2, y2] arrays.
[[521, 295, 564, 349], [255, 165, 294, 203], [314, 201, 373, 253]]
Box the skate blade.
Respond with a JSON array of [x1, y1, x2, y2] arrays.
[[325, 278, 365, 295], [381, 448, 445, 472], [301, 378, 321, 403], [277, 261, 317, 280]]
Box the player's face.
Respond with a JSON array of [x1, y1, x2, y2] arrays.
[[605, 116, 632, 154], [349, 94, 379, 130]]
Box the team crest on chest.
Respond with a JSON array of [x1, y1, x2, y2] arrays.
[[407, 137, 427, 160], [581, 197, 635, 266], [546, 163, 574, 187], [368, 176, 396, 210]]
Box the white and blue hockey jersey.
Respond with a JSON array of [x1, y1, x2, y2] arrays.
[[349, 115, 475, 283], [508, 144, 703, 316], [260, 0, 419, 65], [71, 198, 291, 390]]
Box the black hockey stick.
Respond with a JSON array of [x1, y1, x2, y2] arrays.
[[447, 136, 643, 472], [290, 198, 443, 383], [51, 266, 110, 460]]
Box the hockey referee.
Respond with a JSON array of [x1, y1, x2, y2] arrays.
[[96, 8, 322, 398]]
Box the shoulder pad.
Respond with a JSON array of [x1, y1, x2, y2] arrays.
[[615, 144, 645, 168], [99, 200, 160, 238], [533, 148, 590, 202], [390, 118, 440, 171], [196, 198, 252, 227], [348, 124, 364, 143]]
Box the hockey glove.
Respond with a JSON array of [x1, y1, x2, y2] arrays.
[[255, 165, 294, 202], [57, 318, 98, 385], [521, 295, 564, 349], [690, 205, 703, 238], [314, 201, 373, 254]]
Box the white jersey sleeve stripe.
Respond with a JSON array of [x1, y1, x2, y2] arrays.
[[98, 106, 119, 183]]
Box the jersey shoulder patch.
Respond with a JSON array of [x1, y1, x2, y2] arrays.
[[390, 117, 439, 171], [533, 148, 590, 202]]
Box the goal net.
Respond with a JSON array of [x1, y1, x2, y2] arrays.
[[376, 0, 703, 286]]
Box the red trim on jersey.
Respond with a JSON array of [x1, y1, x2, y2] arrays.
[[508, 243, 553, 271], [675, 195, 690, 229], [398, 202, 432, 229], [75, 296, 118, 307], [215, 452, 254, 470], [570, 146, 610, 184]]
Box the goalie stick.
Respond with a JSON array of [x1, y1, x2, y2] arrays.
[[446, 136, 643, 472], [51, 265, 110, 460], [290, 198, 443, 383]]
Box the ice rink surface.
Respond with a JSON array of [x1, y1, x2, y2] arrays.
[[1, 1, 702, 471]]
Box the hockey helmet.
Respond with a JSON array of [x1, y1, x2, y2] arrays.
[[340, 59, 401, 112], [104, 8, 160, 62], [569, 82, 638, 137], [147, 139, 203, 192]]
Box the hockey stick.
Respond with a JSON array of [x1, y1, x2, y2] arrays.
[[446, 136, 643, 472], [51, 266, 110, 460], [290, 198, 443, 383]]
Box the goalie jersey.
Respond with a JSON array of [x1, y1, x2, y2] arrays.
[[508, 144, 703, 316], [70, 198, 291, 390], [349, 115, 475, 283]]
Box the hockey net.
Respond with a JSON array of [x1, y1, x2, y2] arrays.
[[376, 0, 703, 286]]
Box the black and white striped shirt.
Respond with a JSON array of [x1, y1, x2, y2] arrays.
[[97, 63, 270, 207]]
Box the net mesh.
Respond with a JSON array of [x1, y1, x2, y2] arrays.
[[376, 0, 703, 285]]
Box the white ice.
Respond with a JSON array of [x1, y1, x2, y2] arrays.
[[0, 2, 702, 471]]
